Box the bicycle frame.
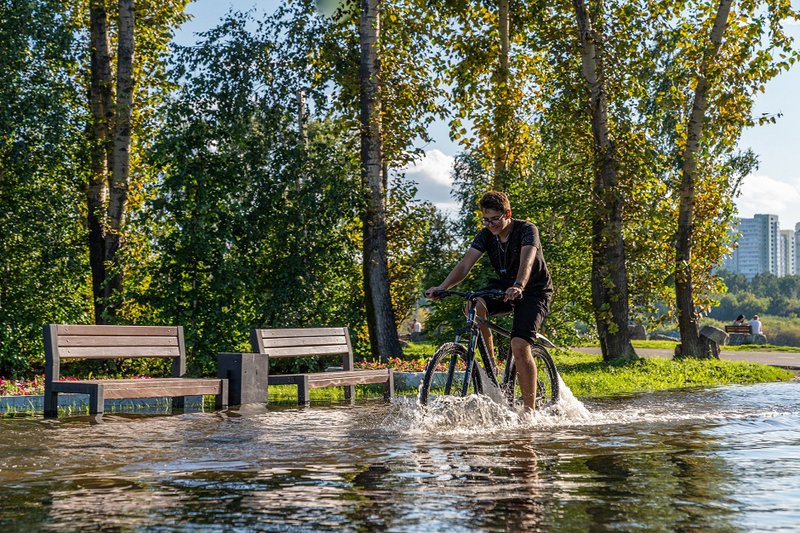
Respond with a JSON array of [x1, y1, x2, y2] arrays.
[[453, 295, 506, 395]]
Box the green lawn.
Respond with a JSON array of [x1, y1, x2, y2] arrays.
[[552, 348, 794, 398], [579, 339, 800, 352]]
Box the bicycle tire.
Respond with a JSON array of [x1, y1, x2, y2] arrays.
[[505, 344, 560, 408], [418, 342, 481, 405]]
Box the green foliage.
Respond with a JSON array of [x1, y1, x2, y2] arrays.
[[0, 0, 91, 377], [386, 178, 440, 326], [125, 10, 365, 374], [711, 271, 800, 322]]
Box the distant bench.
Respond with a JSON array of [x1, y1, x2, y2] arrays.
[[44, 324, 228, 417], [724, 325, 752, 335], [250, 327, 393, 404]]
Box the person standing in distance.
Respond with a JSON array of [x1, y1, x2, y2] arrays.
[[425, 191, 554, 411]]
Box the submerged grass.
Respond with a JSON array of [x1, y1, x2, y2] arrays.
[[267, 384, 388, 404], [553, 348, 795, 398]]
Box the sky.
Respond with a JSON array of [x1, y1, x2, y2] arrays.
[[176, 0, 800, 229]]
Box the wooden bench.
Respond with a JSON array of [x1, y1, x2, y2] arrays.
[[250, 327, 393, 404], [44, 324, 228, 417], [724, 325, 752, 335]]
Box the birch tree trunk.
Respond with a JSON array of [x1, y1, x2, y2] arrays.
[[103, 0, 135, 317], [572, 0, 636, 361], [492, 0, 510, 188], [360, 0, 402, 361], [87, 0, 114, 323], [675, 0, 732, 358]]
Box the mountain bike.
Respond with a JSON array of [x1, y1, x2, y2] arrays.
[[418, 289, 560, 408]]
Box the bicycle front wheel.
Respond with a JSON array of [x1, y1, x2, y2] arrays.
[[505, 344, 560, 409], [418, 342, 480, 405]]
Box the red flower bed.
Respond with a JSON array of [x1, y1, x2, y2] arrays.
[[0, 375, 152, 396]]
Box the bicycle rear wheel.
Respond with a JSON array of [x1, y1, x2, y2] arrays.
[[505, 344, 560, 409], [418, 342, 481, 405]]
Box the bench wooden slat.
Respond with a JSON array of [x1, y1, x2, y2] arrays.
[[257, 327, 346, 338], [308, 370, 389, 385], [263, 345, 350, 358], [66, 378, 215, 386], [52, 378, 224, 399], [57, 346, 182, 359], [260, 335, 347, 348], [267, 370, 391, 388], [58, 336, 180, 347], [56, 325, 178, 336], [724, 325, 752, 334]]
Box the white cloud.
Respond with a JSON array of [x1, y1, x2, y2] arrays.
[[434, 201, 461, 218], [398, 149, 458, 208], [404, 149, 454, 187], [736, 174, 800, 230]]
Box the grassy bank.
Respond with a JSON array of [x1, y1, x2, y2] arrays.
[[553, 348, 794, 398], [578, 339, 800, 352]]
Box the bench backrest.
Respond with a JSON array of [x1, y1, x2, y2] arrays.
[[250, 327, 353, 371], [724, 324, 752, 334], [44, 324, 186, 382]]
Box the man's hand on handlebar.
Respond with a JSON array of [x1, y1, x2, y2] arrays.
[[425, 286, 445, 299], [504, 286, 523, 302]]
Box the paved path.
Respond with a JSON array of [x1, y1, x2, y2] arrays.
[[572, 346, 800, 370]]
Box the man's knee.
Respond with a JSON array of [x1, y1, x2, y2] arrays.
[[511, 336, 531, 353]]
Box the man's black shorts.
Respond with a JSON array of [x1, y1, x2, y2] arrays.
[[480, 279, 552, 344]]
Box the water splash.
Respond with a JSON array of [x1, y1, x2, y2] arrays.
[[388, 374, 594, 436], [389, 373, 800, 436], [553, 375, 593, 420]]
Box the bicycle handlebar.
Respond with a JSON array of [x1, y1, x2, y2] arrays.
[[429, 288, 507, 300]]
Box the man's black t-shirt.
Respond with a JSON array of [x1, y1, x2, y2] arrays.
[[470, 219, 553, 294]]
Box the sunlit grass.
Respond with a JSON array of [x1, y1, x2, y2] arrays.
[[577, 339, 800, 352], [553, 348, 795, 398]]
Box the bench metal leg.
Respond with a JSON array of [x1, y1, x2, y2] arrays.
[[88, 385, 104, 415], [172, 396, 185, 412], [385, 369, 395, 401], [44, 389, 58, 418], [344, 384, 356, 403], [215, 379, 229, 410], [297, 376, 310, 405]]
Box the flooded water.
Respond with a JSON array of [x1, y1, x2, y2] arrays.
[[2, 381, 800, 531]]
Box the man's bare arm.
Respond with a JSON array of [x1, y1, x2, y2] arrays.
[[425, 248, 483, 297]]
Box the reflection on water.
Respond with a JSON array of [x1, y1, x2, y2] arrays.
[[1, 381, 800, 531]]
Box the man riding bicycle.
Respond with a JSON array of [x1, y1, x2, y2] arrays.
[[425, 191, 553, 411]]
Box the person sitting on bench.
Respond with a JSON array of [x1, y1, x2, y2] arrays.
[[748, 315, 763, 335]]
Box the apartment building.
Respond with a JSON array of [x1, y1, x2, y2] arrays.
[[781, 230, 796, 276], [723, 214, 782, 280]]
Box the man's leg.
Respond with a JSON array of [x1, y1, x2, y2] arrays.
[[510, 293, 550, 412], [511, 337, 537, 411]]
